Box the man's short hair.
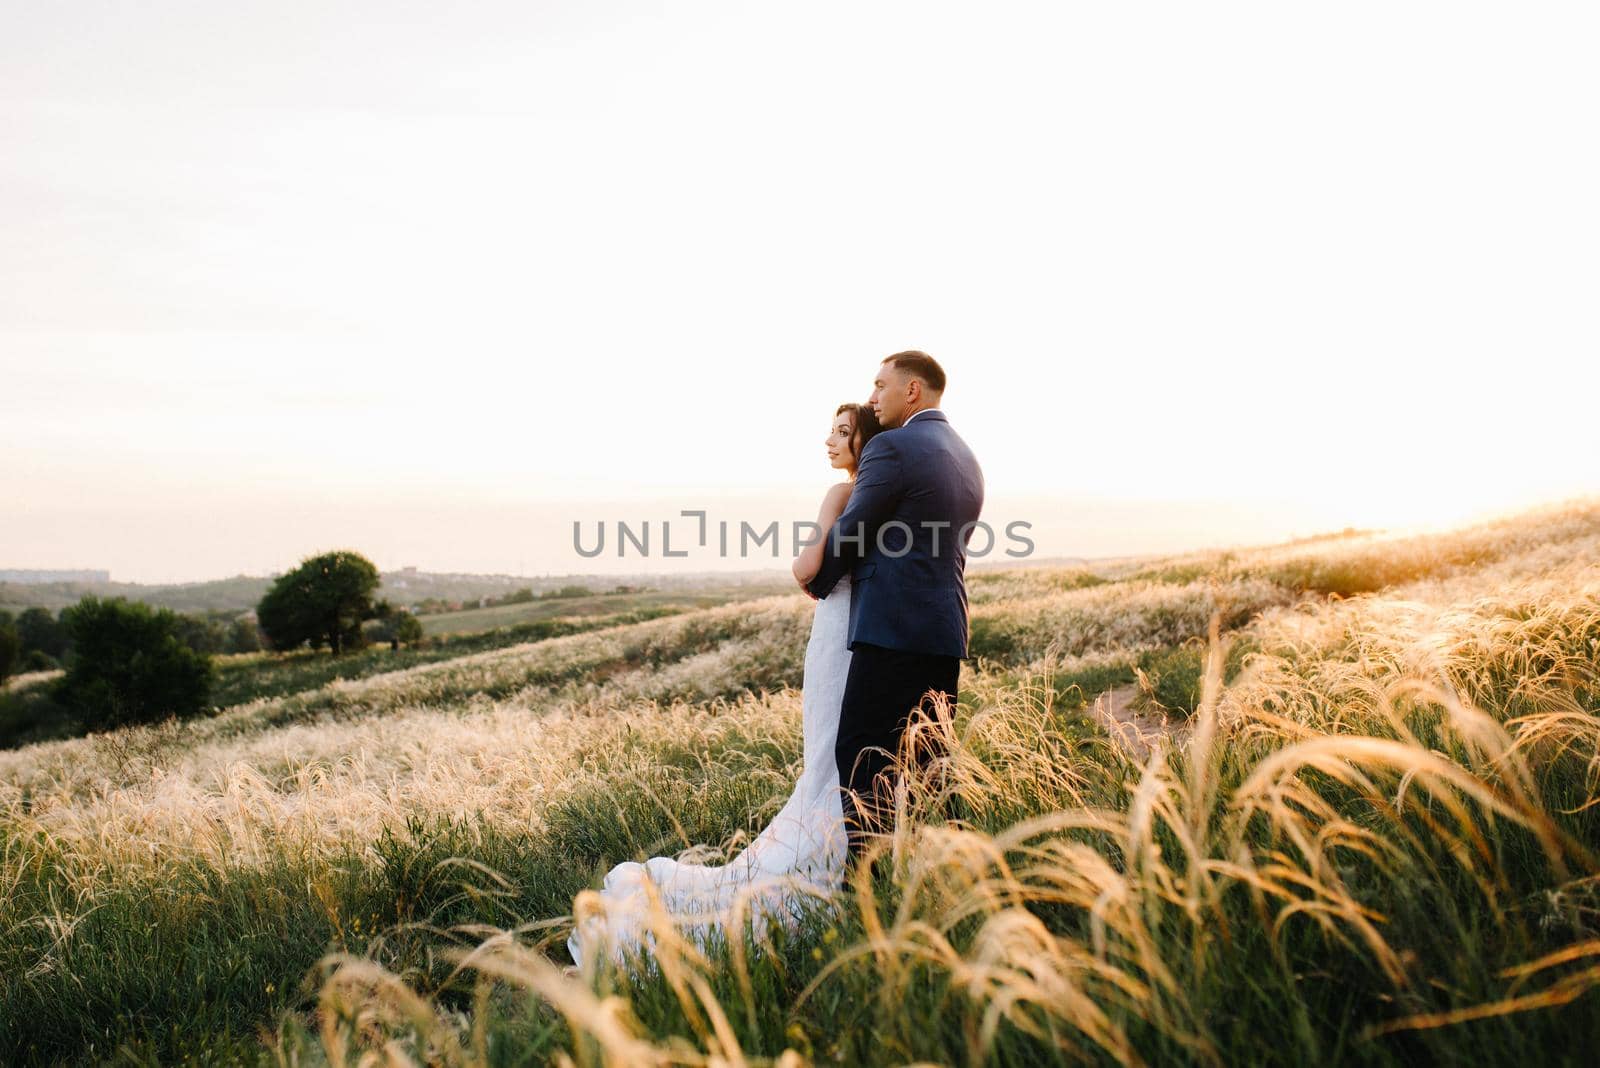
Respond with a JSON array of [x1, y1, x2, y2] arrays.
[[881, 350, 947, 393]]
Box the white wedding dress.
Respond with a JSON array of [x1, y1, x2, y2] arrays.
[[567, 573, 853, 970]]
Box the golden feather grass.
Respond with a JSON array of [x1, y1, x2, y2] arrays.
[[4, 499, 1600, 1064]]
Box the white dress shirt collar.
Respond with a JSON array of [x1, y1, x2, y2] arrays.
[[902, 407, 941, 426]]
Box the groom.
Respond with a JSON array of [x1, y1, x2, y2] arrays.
[[803, 350, 985, 873]]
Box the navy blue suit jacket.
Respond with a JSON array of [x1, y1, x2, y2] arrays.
[[806, 409, 984, 658]]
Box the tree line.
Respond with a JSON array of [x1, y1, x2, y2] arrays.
[[0, 549, 420, 744]]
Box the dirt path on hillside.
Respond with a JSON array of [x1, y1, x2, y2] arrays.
[[1088, 684, 1188, 760]]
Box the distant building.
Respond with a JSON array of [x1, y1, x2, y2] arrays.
[[0, 568, 111, 584]]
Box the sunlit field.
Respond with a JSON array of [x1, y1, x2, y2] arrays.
[[3, 498, 1599, 1065]]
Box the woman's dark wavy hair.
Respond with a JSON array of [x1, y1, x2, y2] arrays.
[[835, 402, 883, 469]]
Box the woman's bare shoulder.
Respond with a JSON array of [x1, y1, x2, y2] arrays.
[[814, 481, 852, 519]]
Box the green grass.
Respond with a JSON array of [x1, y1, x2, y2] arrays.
[[3, 499, 1600, 1065], [0, 609, 694, 752], [0, 696, 817, 1064], [1132, 637, 1259, 717], [418, 584, 790, 636], [210, 607, 687, 707]]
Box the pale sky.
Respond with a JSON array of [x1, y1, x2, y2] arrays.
[[3, 2, 1596, 582]]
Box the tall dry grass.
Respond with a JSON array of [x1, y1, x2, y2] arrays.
[[1, 498, 1598, 1064], [292, 506, 1600, 1066]]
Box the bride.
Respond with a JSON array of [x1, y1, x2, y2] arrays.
[[566, 401, 884, 970]]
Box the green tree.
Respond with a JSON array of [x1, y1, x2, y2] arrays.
[[54, 596, 213, 729], [173, 613, 229, 655], [226, 616, 263, 653], [257, 550, 383, 655], [21, 649, 59, 672], [542, 584, 595, 600], [368, 607, 425, 652], [0, 610, 19, 684], [17, 606, 66, 659]]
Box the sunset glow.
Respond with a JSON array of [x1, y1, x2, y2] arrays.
[[3, 2, 1595, 581]]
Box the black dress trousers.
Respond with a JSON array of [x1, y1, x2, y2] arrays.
[[833, 641, 960, 867]]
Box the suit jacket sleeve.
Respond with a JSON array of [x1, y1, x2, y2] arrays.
[[806, 433, 902, 598]]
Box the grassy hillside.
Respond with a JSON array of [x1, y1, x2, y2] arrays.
[[1, 498, 1598, 1064], [0, 583, 790, 751], [417, 582, 793, 636], [0, 573, 269, 615], [0, 569, 791, 617]]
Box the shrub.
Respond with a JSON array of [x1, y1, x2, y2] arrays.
[[53, 596, 214, 730], [173, 613, 229, 655], [0, 611, 18, 684], [16, 606, 67, 659], [21, 649, 59, 672], [226, 617, 263, 654], [368, 610, 425, 649], [0, 686, 71, 748]]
